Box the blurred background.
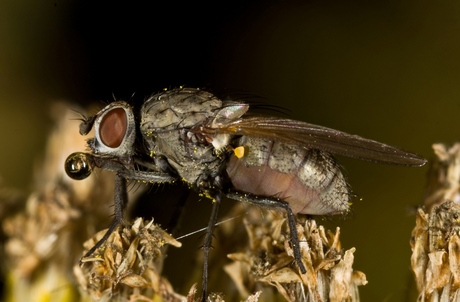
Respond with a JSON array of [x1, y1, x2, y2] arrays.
[[0, 0, 459, 301]]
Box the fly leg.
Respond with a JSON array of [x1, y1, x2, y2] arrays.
[[81, 172, 128, 262], [81, 170, 176, 263], [226, 190, 307, 275], [201, 192, 222, 302]]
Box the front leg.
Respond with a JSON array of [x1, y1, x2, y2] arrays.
[[81, 170, 176, 262], [81, 172, 128, 261], [226, 190, 307, 275]]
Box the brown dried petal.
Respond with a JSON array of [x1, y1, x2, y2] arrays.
[[158, 229, 182, 248], [117, 237, 139, 275], [104, 245, 116, 271], [121, 274, 149, 288], [316, 257, 341, 272], [187, 283, 199, 302], [265, 254, 295, 275], [449, 233, 460, 288], [296, 224, 309, 259], [271, 282, 293, 302], [111, 231, 123, 251], [433, 143, 450, 162], [299, 261, 317, 289], [257, 267, 302, 283], [329, 248, 355, 302], [227, 253, 251, 263], [244, 218, 257, 251], [131, 217, 143, 235], [115, 251, 123, 267], [309, 221, 325, 265], [129, 294, 154, 302], [260, 236, 273, 253], [223, 261, 250, 297], [94, 259, 109, 277], [426, 251, 450, 294], [411, 224, 429, 292], [318, 225, 329, 247], [328, 227, 341, 255], [316, 270, 329, 301], [352, 271, 368, 286], [270, 218, 285, 242], [142, 267, 161, 293], [244, 291, 262, 302]]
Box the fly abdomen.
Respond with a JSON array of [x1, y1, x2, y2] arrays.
[[226, 137, 350, 215]]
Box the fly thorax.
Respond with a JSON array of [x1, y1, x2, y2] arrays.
[[144, 128, 224, 184], [139, 88, 248, 186], [140, 88, 224, 132]]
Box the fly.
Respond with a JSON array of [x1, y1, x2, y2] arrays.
[[65, 87, 427, 301]]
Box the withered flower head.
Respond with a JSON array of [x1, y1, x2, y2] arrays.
[[224, 208, 367, 302], [411, 202, 460, 300], [75, 217, 184, 302], [411, 143, 460, 301], [425, 143, 460, 211]]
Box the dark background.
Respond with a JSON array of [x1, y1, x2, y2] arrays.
[[1, 1, 459, 301]]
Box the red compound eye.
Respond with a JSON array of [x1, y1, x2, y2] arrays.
[[99, 108, 127, 148]]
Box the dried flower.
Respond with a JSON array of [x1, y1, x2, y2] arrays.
[[425, 143, 460, 212], [411, 143, 460, 301], [410, 202, 460, 301], [75, 217, 184, 301], [224, 208, 367, 302]]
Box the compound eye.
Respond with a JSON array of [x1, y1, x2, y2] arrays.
[[65, 152, 93, 180], [99, 108, 127, 148]]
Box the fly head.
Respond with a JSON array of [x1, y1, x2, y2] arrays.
[[65, 101, 137, 180]]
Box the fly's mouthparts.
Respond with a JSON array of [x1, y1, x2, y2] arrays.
[[64, 152, 94, 180]]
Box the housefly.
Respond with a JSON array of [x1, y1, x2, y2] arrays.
[[65, 87, 426, 300]]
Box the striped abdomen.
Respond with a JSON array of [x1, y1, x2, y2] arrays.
[[226, 137, 350, 215]]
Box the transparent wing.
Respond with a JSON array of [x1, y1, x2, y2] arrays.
[[204, 116, 426, 167]]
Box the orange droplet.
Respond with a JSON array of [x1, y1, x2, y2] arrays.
[[234, 146, 245, 158]]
